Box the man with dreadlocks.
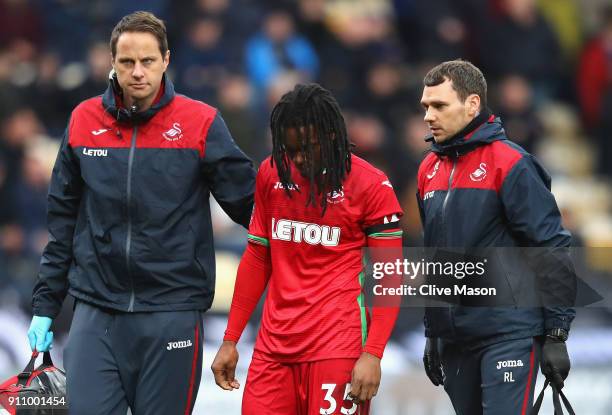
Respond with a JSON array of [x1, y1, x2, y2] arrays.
[[211, 83, 404, 414]]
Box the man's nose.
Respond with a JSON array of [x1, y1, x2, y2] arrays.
[[424, 109, 435, 123], [132, 62, 144, 78]]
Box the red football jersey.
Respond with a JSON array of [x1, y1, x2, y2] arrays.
[[247, 154, 403, 362]]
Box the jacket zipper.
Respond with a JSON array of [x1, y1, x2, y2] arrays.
[[442, 157, 457, 236], [126, 125, 138, 312], [442, 157, 457, 335]]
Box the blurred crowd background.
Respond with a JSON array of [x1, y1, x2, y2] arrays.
[[0, 0, 611, 413]]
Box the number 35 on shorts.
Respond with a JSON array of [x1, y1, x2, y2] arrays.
[[319, 383, 358, 415]]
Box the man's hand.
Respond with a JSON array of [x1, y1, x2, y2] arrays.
[[348, 352, 381, 402], [423, 337, 443, 386], [27, 316, 53, 352], [541, 337, 570, 390], [211, 340, 240, 390]]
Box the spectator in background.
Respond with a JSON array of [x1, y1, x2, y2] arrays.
[[478, 0, 562, 103], [395, 112, 429, 246], [0, 49, 24, 120], [577, 6, 612, 130], [174, 17, 227, 103], [105, 0, 169, 26], [1, 138, 56, 305], [0, 109, 51, 307], [29, 52, 71, 136], [596, 92, 612, 178], [12, 138, 57, 257], [494, 74, 542, 154], [245, 8, 319, 105], [255, 70, 303, 152], [319, 0, 403, 107], [169, 0, 259, 70], [537, 0, 583, 64], [4, 36, 39, 95], [0, 108, 46, 310], [0, 0, 43, 48], [294, 0, 331, 52], [0, 154, 12, 225], [69, 41, 113, 107], [31, 0, 90, 62], [402, 0, 468, 64], [346, 111, 390, 174], [363, 61, 416, 129], [0, 108, 44, 202], [216, 74, 264, 163], [387, 111, 429, 196], [577, 6, 612, 177]]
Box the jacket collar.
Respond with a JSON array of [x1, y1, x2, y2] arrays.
[[102, 73, 175, 124], [426, 108, 506, 157]]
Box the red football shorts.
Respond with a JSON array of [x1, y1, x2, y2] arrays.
[[242, 357, 371, 415]]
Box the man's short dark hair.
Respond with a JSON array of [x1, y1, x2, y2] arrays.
[[423, 60, 488, 109], [110, 11, 168, 58]]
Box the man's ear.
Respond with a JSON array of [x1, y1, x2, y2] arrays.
[[163, 50, 170, 71], [466, 94, 481, 117]]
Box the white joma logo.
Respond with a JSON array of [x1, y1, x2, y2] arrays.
[[167, 340, 193, 350], [271, 218, 340, 246], [496, 359, 523, 370], [83, 148, 108, 157], [424, 191, 435, 201], [92, 129, 109, 136]]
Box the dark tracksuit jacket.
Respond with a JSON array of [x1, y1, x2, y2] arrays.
[[32, 75, 256, 317], [30, 76, 255, 414], [416, 111, 576, 347]]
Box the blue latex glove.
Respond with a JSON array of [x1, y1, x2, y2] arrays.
[[27, 316, 54, 352]]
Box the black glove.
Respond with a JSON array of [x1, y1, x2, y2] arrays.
[[423, 337, 443, 386], [540, 337, 571, 390]]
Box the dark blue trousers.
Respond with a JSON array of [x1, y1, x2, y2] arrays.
[[440, 337, 540, 415], [64, 301, 203, 415]]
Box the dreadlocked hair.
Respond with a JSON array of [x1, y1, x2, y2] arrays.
[[270, 83, 352, 215]]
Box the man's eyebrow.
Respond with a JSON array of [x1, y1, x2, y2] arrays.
[[421, 100, 447, 107], [117, 56, 157, 62]]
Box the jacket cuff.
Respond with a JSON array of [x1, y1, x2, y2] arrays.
[[544, 317, 571, 332], [31, 304, 60, 319]]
